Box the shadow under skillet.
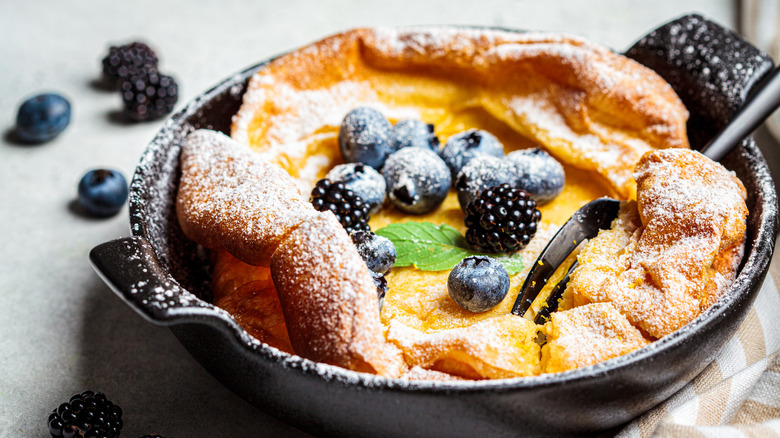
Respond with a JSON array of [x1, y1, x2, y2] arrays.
[[76, 273, 313, 437]]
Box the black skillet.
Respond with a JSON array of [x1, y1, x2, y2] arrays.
[[90, 15, 778, 437]]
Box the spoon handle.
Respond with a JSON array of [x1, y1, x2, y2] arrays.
[[702, 65, 780, 161]]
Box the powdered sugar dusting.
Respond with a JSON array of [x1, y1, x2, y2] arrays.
[[177, 129, 318, 266], [566, 149, 748, 339], [271, 212, 407, 377], [543, 302, 650, 372]]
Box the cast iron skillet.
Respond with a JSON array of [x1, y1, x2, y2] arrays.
[[90, 15, 778, 437]]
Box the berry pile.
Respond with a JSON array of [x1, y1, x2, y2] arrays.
[[464, 183, 541, 254], [100, 41, 178, 121], [320, 106, 566, 311]]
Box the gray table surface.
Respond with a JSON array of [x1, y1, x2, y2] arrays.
[[4, 1, 776, 437]]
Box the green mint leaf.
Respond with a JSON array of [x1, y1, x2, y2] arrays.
[[375, 222, 524, 274]]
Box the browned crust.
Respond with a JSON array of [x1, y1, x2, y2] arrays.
[[176, 129, 317, 266], [270, 212, 407, 377], [565, 149, 747, 339], [232, 27, 689, 198]]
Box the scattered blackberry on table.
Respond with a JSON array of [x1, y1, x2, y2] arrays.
[[440, 129, 504, 181], [47, 390, 123, 438], [310, 178, 371, 234], [326, 163, 386, 214], [101, 41, 159, 90], [464, 183, 541, 254], [77, 169, 129, 217], [338, 107, 394, 169], [506, 148, 565, 204], [15, 93, 71, 143], [455, 155, 521, 210], [382, 147, 451, 214], [120, 70, 178, 121], [447, 256, 510, 312], [351, 230, 397, 275], [392, 119, 440, 152]]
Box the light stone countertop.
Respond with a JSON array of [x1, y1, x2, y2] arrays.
[[3, 1, 777, 437]]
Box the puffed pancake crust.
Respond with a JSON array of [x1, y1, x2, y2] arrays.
[[177, 130, 406, 377], [563, 148, 748, 340], [232, 27, 689, 199], [174, 28, 747, 380]]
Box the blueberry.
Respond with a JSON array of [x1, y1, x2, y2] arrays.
[[338, 107, 394, 169], [77, 169, 129, 217], [439, 129, 504, 181], [371, 271, 388, 310], [392, 119, 440, 152], [15, 93, 71, 143], [351, 230, 397, 275], [382, 147, 451, 214], [455, 155, 521, 211], [506, 148, 565, 204], [447, 256, 510, 313], [326, 163, 386, 214]]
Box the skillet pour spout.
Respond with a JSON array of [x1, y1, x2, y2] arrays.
[[90, 15, 778, 438]]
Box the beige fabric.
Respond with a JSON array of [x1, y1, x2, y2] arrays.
[[618, 254, 780, 438]]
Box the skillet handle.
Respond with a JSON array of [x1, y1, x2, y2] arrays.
[[625, 14, 775, 150], [90, 236, 222, 326]]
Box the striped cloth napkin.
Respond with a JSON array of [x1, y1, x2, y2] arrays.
[[618, 250, 780, 437]]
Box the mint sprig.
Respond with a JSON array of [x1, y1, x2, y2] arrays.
[[375, 221, 524, 274]]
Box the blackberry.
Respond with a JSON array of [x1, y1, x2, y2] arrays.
[[325, 163, 386, 214], [101, 42, 159, 89], [47, 390, 123, 438], [310, 178, 371, 234], [464, 183, 541, 254], [120, 70, 178, 121]]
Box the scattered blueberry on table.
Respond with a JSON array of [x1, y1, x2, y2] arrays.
[[77, 169, 129, 217], [15, 93, 71, 143]]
